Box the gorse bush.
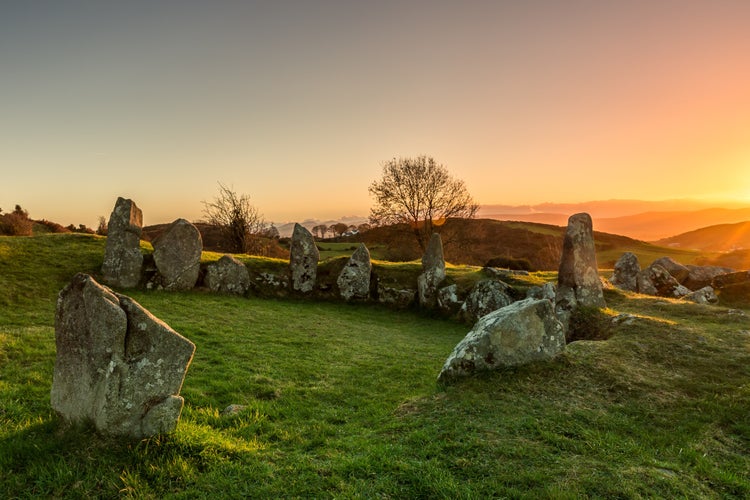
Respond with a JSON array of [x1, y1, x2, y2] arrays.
[[0, 205, 33, 236]]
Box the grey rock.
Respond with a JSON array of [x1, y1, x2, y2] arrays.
[[205, 255, 250, 295], [527, 282, 556, 302], [438, 298, 565, 383], [651, 257, 690, 284], [460, 279, 514, 323], [337, 243, 371, 300], [417, 233, 446, 308], [638, 264, 685, 297], [684, 265, 734, 290], [681, 286, 718, 304], [610, 252, 640, 292], [289, 223, 319, 293], [555, 213, 606, 330], [51, 274, 195, 438], [221, 404, 248, 416], [437, 284, 462, 315], [153, 219, 202, 290], [377, 284, 416, 308], [101, 197, 143, 288]]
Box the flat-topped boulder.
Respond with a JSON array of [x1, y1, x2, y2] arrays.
[[153, 219, 202, 291], [51, 274, 195, 438], [101, 197, 143, 288], [290, 223, 319, 293], [438, 298, 565, 384]]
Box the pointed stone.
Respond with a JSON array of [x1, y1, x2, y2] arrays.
[[337, 243, 371, 300], [101, 197, 143, 288], [555, 213, 606, 331], [290, 223, 319, 293]]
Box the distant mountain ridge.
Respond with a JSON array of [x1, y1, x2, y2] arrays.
[[656, 221, 750, 252]]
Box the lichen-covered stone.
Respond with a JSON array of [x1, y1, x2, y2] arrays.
[[377, 284, 416, 308], [610, 252, 640, 292], [682, 286, 718, 304], [290, 223, 319, 293], [51, 274, 195, 438], [337, 243, 371, 300], [101, 197, 143, 288], [459, 279, 514, 323], [437, 284, 462, 315], [438, 298, 565, 383], [638, 264, 688, 297], [153, 219, 202, 290], [555, 213, 606, 330], [650, 257, 690, 284], [417, 233, 446, 308], [205, 255, 250, 295]]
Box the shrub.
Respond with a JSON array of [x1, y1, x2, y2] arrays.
[[0, 205, 33, 236], [485, 256, 534, 271]]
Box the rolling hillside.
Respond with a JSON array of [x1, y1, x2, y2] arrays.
[[656, 221, 750, 252]]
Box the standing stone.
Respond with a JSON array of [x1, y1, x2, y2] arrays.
[[205, 255, 251, 295], [153, 219, 202, 291], [459, 279, 514, 324], [101, 197, 143, 288], [610, 252, 640, 292], [438, 298, 565, 384], [51, 273, 195, 438], [555, 213, 606, 331], [417, 233, 446, 308], [337, 243, 372, 300], [290, 223, 319, 293]]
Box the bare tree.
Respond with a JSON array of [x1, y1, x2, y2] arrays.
[[368, 156, 479, 250], [202, 183, 266, 254], [312, 224, 328, 240]]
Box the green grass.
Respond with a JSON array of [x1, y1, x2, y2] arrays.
[[1, 234, 749, 497]]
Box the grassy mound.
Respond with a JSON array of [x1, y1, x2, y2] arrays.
[[1, 234, 749, 497]]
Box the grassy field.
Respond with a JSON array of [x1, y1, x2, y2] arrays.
[[1, 234, 749, 497]]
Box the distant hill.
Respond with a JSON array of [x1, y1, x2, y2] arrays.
[[655, 221, 750, 252]]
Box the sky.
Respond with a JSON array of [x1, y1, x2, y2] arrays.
[[2, 0, 750, 227]]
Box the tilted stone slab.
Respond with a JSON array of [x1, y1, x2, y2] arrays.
[[438, 298, 565, 384], [102, 197, 143, 288], [51, 273, 195, 438]]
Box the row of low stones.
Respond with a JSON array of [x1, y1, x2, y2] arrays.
[[55, 204, 742, 438]]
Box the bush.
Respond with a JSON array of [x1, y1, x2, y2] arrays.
[[485, 256, 534, 271], [0, 205, 33, 236], [567, 306, 613, 342]]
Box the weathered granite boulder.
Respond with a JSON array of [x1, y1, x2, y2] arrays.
[[437, 284, 462, 315], [438, 298, 565, 384], [638, 264, 689, 298], [650, 257, 690, 284], [417, 233, 446, 308], [527, 282, 556, 302], [555, 213, 606, 330], [289, 223, 319, 293], [682, 286, 718, 304], [610, 252, 640, 292], [337, 243, 371, 300], [459, 279, 514, 323], [152, 219, 202, 290], [205, 255, 250, 295], [51, 274, 195, 438], [684, 265, 734, 290], [101, 197, 143, 288]]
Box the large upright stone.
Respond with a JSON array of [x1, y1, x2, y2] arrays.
[[205, 255, 251, 295], [51, 273, 195, 438], [417, 233, 446, 308], [555, 213, 606, 330], [337, 243, 372, 300], [153, 219, 202, 291], [290, 223, 319, 293], [438, 298, 565, 384], [610, 252, 640, 292], [101, 197, 143, 288]]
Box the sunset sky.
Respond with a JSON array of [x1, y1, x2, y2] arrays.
[[2, 1, 750, 227]]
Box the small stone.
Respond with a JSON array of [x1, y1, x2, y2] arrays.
[[337, 244, 372, 300], [205, 255, 250, 295]]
